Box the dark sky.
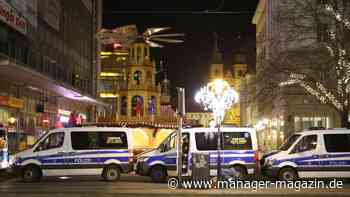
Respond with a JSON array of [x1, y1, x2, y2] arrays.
[[103, 0, 258, 112]]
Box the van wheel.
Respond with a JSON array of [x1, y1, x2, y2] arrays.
[[232, 165, 247, 180], [150, 166, 167, 183], [22, 165, 41, 182], [279, 167, 298, 181], [103, 165, 121, 182]]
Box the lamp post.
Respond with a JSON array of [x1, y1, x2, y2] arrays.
[[195, 79, 238, 179]]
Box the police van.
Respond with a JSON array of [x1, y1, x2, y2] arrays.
[[13, 127, 134, 182], [262, 129, 350, 180], [136, 127, 260, 182]]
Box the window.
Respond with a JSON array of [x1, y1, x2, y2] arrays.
[[133, 71, 142, 85], [279, 134, 301, 151], [290, 135, 317, 154], [223, 132, 252, 150], [36, 132, 65, 151], [195, 132, 218, 151], [161, 133, 176, 152], [71, 132, 98, 150], [317, 23, 328, 42], [196, 132, 253, 151], [71, 132, 128, 150], [324, 134, 350, 153], [294, 116, 329, 131], [317, 0, 327, 5], [99, 132, 128, 149]]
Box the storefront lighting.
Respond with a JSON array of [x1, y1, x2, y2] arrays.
[[100, 72, 121, 77], [60, 116, 69, 123], [100, 51, 129, 56], [280, 132, 284, 139], [262, 118, 269, 125], [58, 109, 71, 116], [100, 93, 118, 98], [8, 117, 16, 124]]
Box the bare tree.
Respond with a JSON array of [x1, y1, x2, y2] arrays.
[[255, 0, 350, 127]]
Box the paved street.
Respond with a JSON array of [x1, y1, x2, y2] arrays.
[[1, 174, 350, 197]]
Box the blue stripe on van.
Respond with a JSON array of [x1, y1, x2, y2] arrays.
[[146, 151, 255, 167], [274, 153, 350, 165], [19, 150, 130, 164]]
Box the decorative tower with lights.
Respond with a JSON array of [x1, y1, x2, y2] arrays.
[[117, 39, 161, 119]]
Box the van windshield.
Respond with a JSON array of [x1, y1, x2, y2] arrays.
[[31, 132, 49, 149], [279, 134, 301, 151]]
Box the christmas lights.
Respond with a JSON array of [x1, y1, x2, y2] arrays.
[[279, 3, 350, 113], [195, 79, 239, 123]]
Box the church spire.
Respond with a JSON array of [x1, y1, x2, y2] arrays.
[[212, 32, 222, 64]]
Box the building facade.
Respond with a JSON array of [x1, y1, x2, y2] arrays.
[[0, 0, 103, 149], [185, 112, 213, 127], [251, 0, 340, 151]]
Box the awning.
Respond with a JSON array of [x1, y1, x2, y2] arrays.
[[0, 55, 108, 107]]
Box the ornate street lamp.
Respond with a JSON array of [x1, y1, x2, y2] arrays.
[[195, 79, 239, 179]]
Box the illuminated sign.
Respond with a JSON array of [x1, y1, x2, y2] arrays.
[[58, 109, 71, 116], [0, 0, 26, 34]]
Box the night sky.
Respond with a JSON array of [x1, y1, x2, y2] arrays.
[[103, 0, 258, 112]]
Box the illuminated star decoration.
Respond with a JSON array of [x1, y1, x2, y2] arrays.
[[195, 79, 239, 124]]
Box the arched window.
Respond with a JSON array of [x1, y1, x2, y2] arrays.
[[133, 70, 142, 85], [137, 46, 141, 63], [120, 96, 127, 115], [132, 96, 144, 116], [146, 71, 152, 85], [145, 47, 148, 58], [148, 96, 156, 115]]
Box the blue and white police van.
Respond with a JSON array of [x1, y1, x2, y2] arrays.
[[262, 129, 350, 181], [13, 127, 134, 182], [136, 127, 260, 182]]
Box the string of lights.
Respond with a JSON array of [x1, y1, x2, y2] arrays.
[[279, 2, 350, 112]]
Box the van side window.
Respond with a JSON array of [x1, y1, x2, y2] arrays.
[[324, 134, 350, 152], [290, 135, 317, 154], [99, 132, 128, 149], [35, 132, 65, 151], [195, 133, 218, 151], [71, 132, 128, 150], [71, 132, 98, 150]]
